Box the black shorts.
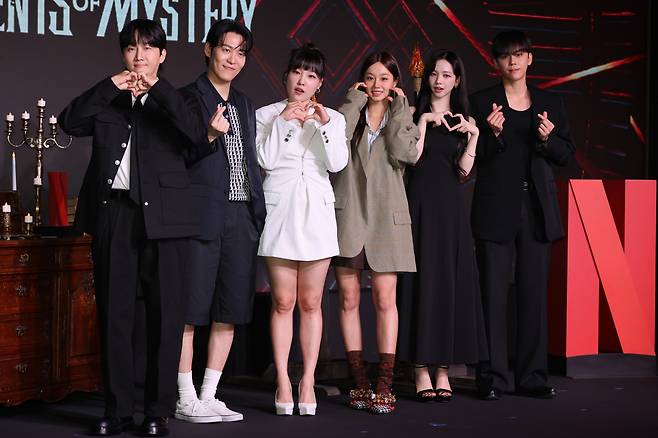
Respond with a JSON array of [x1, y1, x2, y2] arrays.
[[183, 202, 260, 325]]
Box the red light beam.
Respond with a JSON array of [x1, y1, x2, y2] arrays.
[[433, 1, 494, 68], [629, 115, 646, 145], [537, 54, 646, 89]]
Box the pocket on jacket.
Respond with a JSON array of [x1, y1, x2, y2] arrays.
[[323, 190, 336, 205], [393, 211, 412, 225], [264, 191, 280, 205], [158, 172, 190, 188]]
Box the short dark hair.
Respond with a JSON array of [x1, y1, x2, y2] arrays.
[[284, 43, 326, 80], [119, 19, 167, 52], [205, 19, 253, 65], [491, 30, 532, 59]]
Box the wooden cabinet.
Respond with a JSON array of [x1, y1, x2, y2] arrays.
[[0, 237, 100, 405]]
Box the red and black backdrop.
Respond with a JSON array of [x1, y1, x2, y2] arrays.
[[0, 0, 651, 216]]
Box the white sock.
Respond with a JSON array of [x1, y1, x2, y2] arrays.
[[177, 372, 197, 403], [199, 368, 222, 401]]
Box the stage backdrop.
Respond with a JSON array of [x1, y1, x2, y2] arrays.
[[0, 0, 650, 218]]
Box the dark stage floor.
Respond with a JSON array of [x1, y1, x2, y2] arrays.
[[2, 376, 657, 437]]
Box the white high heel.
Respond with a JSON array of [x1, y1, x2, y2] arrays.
[[297, 383, 317, 416], [274, 385, 294, 416]]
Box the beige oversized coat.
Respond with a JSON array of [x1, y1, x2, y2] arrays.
[[333, 89, 420, 272]]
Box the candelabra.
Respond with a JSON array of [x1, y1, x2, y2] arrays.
[[5, 98, 72, 226]]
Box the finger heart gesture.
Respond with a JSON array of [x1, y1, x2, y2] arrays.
[[281, 101, 309, 126], [208, 104, 229, 139], [304, 102, 330, 125], [537, 111, 554, 142]]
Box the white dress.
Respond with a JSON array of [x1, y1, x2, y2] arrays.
[[256, 100, 349, 261]]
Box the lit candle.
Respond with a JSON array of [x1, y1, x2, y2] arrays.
[[34, 176, 42, 186], [11, 152, 17, 191], [2, 203, 11, 213], [6, 113, 14, 122], [21, 111, 30, 120], [24, 213, 33, 224], [49, 115, 57, 124], [37, 98, 46, 107]]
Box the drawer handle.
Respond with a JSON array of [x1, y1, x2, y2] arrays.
[[18, 253, 30, 265], [15, 324, 27, 337], [15, 363, 28, 374], [16, 285, 27, 297]]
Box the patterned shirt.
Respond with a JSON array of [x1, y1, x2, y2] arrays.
[[220, 101, 251, 201]]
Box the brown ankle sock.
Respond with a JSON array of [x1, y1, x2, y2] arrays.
[[376, 353, 396, 394], [346, 350, 369, 390]]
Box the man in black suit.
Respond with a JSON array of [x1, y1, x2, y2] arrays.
[[469, 30, 575, 400], [59, 19, 214, 436], [173, 19, 265, 424]]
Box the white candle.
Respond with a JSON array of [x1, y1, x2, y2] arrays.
[[21, 111, 30, 120], [34, 176, 42, 186], [49, 115, 57, 124], [37, 98, 46, 107], [11, 152, 17, 191], [24, 213, 33, 224], [2, 203, 11, 213], [6, 113, 14, 122]]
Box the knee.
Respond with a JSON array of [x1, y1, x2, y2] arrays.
[[373, 295, 396, 313], [340, 292, 360, 313], [298, 295, 322, 314], [272, 296, 296, 314]]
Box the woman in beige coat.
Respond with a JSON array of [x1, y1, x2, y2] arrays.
[[332, 51, 420, 414]]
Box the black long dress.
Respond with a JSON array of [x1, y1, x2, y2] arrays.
[[397, 123, 488, 366]]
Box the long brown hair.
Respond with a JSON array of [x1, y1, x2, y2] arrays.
[[350, 51, 402, 150]]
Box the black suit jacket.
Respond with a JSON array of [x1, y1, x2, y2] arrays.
[[178, 74, 266, 240], [469, 84, 575, 242], [59, 77, 214, 239]]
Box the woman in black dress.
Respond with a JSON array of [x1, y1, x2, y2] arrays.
[[398, 50, 488, 402]]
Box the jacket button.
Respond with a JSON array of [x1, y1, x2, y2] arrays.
[[127, 124, 131, 130], [114, 160, 121, 165], [121, 143, 127, 148], [107, 179, 113, 185], [102, 200, 108, 205], [143, 201, 149, 206]]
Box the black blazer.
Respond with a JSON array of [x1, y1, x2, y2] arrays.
[[179, 74, 266, 240], [59, 77, 214, 239], [469, 84, 575, 243]]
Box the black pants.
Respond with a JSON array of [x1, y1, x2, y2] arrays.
[[475, 191, 551, 392], [92, 192, 187, 417]]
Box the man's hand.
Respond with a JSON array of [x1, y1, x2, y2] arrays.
[[486, 103, 505, 137], [537, 111, 554, 142], [207, 105, 229, 142], [111, 70, 139, 91]]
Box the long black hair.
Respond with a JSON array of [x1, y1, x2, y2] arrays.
[[414, 49, 470, 175], [350, 51, 402, 151]]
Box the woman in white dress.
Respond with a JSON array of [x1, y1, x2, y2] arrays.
[[256, 43, 348, 416]]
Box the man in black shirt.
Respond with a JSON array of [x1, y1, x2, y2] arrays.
[[469, 30, 575, 400], [173, 19, 265, 424], [59, 19, 213, 436]]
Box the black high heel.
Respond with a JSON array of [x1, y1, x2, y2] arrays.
[[414, 364, 436, 402], [434, 365, 452, 402]]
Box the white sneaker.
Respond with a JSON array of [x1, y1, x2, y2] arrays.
[[202, 398, 244, 422], [175, 398, 223, 423]]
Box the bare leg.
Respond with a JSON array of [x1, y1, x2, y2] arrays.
[[206, 322, 234, 371], [178, 324, 195, 373], [296, 258, 330, 404], [267, 257, 298, 404], [336, 267, 363, 352], [371, 272, 398, 354]]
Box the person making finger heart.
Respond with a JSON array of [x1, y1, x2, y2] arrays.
[[58, 19, 214, 436], [468, 30, 575, 401], [397, 49, 488, 404], [255, 43, 348, 416]]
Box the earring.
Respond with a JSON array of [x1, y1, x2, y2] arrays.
[[316, 87, 321, 94]]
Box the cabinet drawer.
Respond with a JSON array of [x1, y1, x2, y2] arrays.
[[0, 275, 53, 315], [59, 244, 93, 269], [0, 356, 50, 393], [0, 247, 57, 273], [0, 317, 50, 353]]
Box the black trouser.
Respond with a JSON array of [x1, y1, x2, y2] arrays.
[[92, 191, 187, 417], [475, 191, 551, 392]]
